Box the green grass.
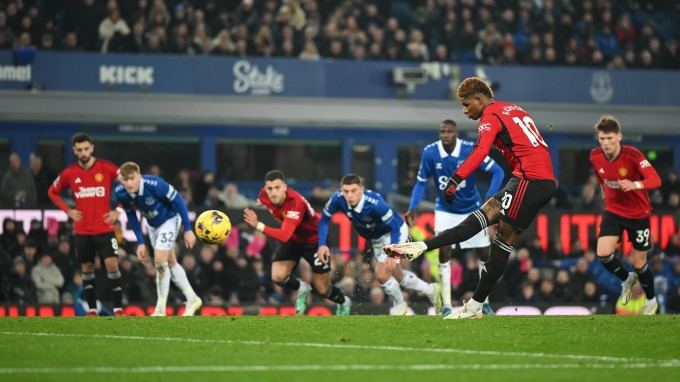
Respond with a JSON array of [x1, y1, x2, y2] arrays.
[[1, 315, 679, 382]]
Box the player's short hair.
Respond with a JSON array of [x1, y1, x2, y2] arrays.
[[264, 170, 285, 183], [441, 119, 457, 130], [457, 77, 494, 99], [341, 173, 363, 187], [119, 162, 141, 178], [594, 115, 621, 134], [72, 133, 92, 146]]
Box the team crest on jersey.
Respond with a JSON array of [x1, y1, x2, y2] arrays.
[[618, 168, 628, 176], [95, 173, 104, 182], [145, 197, 155, 205]]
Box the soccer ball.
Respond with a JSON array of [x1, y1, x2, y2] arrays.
[[194, 210, 231, 244]]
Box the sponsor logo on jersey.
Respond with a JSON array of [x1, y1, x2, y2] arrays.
[[603, 179, 621, 189], [95, 173, 104, 182], [233, 60, 284, 96], [286, 210, 300, 220], [478, 123, 491, 132], [74, 186, 106, 198], [639, 159, 651, 168], [100, 65, 154, 85], [618, 168, 628, 177], [74, 177, 81, 184], [0, 65, 31, 82]]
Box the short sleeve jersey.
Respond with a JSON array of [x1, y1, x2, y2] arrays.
[[456, 101, 555, 181], [258, 188, 318, 243], [50, 159, 119, 235], [590, 145, 655, 219], [115, 175, 185, 228], [322, 189, 404, 241], [416, 139, 498, 214]]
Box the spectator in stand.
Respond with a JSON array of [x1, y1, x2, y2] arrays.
[[0, 218, 21, 258], [29, 155, 53, 208], [218, 182, 254, 209], [5, 256, 36, 304], [98, 5, 131, 53], [553, 269, 575, 302], [31, 253, 65, 304], [1, 153, 37, 208]]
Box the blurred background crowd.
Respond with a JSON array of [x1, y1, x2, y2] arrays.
[[0, 0, 677, 68]]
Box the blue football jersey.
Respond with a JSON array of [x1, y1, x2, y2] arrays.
[[115, 175, 192, 243], [320, 189, 404, 244], [412, 139, 503, 214]]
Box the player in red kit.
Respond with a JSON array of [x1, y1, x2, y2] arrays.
[[384, 77, 556, 319], [243, 170, 351, 315], [48, 133, 124, 316], [590, 115, 661, 315]]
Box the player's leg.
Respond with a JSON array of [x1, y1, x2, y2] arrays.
[[473, 246, 495, 315], [146, 224, 172, 316], [271, 241, 311, 315], [372, 237, 407, 315], [75, 235, 98, 316], [97, 232, 124, 316], [306, 245, 350, 315], [160, 217, 202, 316], [626, 220, 657, 314], [167, 248, 203, 316], [595, 212, 636, 304], [447, 179, 555, 319], [434, 210, 455, 315]]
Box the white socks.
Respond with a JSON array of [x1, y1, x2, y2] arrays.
[[170, 264, 197, 300], [155, 262, 170, 310], [399, 269, 430, 293], [439, 261, 452, 308], [382, 276, 405, 306]]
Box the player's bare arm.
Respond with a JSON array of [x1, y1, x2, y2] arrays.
[[136, 243, 147, 262], [184, 230, 196, 249], [404, 210, 417, 227], [618, 179, 640, 192], [67, 209, 83, 222], [243, 208, 260, 228], [103, 209, 121, 224], [317, 245, 331, 264]]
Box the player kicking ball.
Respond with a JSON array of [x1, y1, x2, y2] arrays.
[[116, 162, 203, 316]]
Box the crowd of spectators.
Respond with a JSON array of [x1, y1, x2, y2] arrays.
[[0, 0, 678, 69]]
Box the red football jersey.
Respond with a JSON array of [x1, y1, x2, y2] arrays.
[[456, 101, 555, 181], [590, 145, 661, 219], [49, 159, 119, 235], [258, 188, 318, 244]]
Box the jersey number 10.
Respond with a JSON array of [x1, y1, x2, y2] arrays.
[[513, 116, 547, 148]]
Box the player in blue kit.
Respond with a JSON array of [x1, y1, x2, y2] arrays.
[[406, 120, 504, 316], [115, 162, 203, 316], [317, 174, 442, 315]]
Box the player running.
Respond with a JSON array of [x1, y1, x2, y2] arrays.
[[406, 119, 504, 316], [590, 115, 661, 315], [115, 162, 203, 316], [243, 170, 351, 315], [48, 133, 124, 316], [318, 174, 442, 315], [384, 77, 556, 319]]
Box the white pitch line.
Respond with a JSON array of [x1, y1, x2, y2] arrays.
[[1, 362, 680, 374], [0, 331, 673, 365]]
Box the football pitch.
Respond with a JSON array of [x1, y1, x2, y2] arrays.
[[1, 315, 678, 382]]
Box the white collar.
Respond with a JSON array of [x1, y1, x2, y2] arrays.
[[350, 194, 366, 213], [130, 179, 145, 198], [437, 139, 461, 159]]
